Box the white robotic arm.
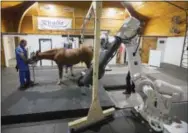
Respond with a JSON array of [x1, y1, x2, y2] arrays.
[[116, 17, 186, 132], [134, 77, 185, 132]]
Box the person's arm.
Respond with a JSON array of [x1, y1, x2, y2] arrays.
[[20, 53, 28, 62], [15, 48, 29, 63]]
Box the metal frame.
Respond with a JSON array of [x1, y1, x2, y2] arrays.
[[68, 1, 115, 131]]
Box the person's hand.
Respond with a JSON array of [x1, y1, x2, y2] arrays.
[[26, 59, 36, 64]]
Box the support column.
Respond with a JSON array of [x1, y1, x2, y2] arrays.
[[68, 1, 115, 131]]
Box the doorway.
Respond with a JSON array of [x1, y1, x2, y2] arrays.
[[2, 35, 16, 67], [39, 39, 53, 66], [141, 37, 157, 63]]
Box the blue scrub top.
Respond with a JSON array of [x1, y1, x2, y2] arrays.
[[15, 45, 29, 71]]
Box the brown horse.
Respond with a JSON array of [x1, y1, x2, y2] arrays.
[[32, 45, 93, 85]]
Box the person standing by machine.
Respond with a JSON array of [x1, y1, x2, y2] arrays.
[[15, 39, 34, 90]]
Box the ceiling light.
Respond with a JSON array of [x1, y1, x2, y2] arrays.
[[120, 11, 124, 15], [41, 4, 55, 11], [131, 2, 143, 6], [107, 8, 117, 17]]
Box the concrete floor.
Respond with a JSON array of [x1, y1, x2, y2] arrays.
[[2, 64, 187, 102], [106, 64, 187, 109], [1, 64, 158, 100], [2, 102, 187, 133], [1, 63, 188, 132]]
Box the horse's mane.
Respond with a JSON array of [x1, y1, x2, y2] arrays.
[[36, 48, 63, 56]]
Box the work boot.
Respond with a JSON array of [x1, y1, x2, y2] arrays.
[[18, 84, 28, 91], [29, 80, 34, 85], [26, 80, 34, 87]]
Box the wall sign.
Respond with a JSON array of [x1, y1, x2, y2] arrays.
[[37, 17, 72, 30]]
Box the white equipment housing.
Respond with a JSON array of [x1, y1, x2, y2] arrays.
[[116, 17, 187, 133], [116, 17, 140, 39]]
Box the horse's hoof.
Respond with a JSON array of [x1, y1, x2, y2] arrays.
[[57, 81, 61, 85]]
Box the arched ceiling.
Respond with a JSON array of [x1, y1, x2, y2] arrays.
[[2, 1, 187, 19], [22, 1, 188, 19], [1, 1, 187, 35], [125, 1, 188, 19], [1, 1, 24, 9]]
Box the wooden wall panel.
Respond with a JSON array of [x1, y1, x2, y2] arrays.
[[18, 1, 125, 35], [1, 11, 20, 32], [103, 1, 123, 8], [1, 1, 23, 9], [144, 10, 186, 36], [74, 8, 87, 18], [101, 8, 125, 19], [20, 16, 33, 33], [101, 18, 124, 34], [101, 19, 124, 28], [38, 3, 74, 17], [38, 1, 91, 9], [25, 2, 38, 16], [169, 1, 188, 10], [141, 37, 157, 63], [2, 1, 187, 37], [131, 2, 187, 19], [75, 18, 94, 29], [13, 1, 187, 36], [1, 19, 7, 32]]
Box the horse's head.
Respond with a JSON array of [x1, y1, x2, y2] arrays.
[[30, 50, 41, 62]]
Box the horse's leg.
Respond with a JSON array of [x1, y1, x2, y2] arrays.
[[70, 66, 74, 76], [85, 61, 91, 69], [57, 64, 63, 85], [65, 66, 68, 73]]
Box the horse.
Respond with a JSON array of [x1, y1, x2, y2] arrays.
[[31, 45, 93, 85]]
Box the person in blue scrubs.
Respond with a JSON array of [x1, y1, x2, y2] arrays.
[[15, 39, 33, 90]]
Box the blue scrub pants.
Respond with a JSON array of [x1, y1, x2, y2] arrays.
[[19, 70, 30, 86]]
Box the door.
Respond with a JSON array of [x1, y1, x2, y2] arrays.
[[141, 37, 157, 63], [2, 35, 16, 67], [39, 39, 52, 66]]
